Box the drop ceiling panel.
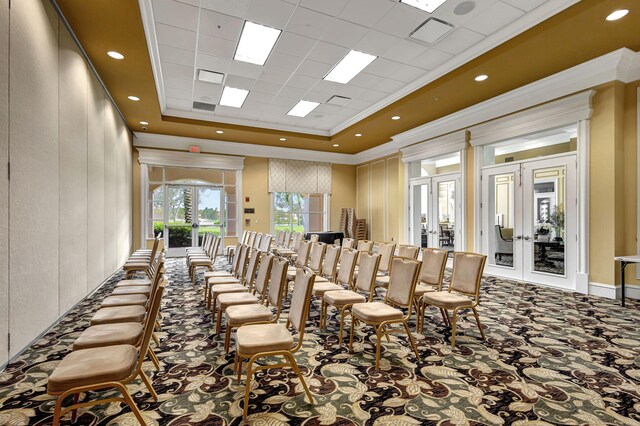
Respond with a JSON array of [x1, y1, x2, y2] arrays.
[[246, 0, 296, 29], [224, 74, 255, 90], [392, 64, 428, 83], [152, 0, 199, 30], [158, 44, 195, 67], [502, 0, 547, 12], [436, 28, 484, 54], [252, 80, 283, 95], [374, 78, 406, 93], [298, 0, 347, 17], [162, 61, 194, 80], [354, 30, 401, 57], [411, 48, 453, 70], [201, 0, 250, 17], [265, 51, 304, 72], [274, 31, 316, 58], [307, 41, 350, 65], [286, 74, 317, 90], [196, 52, 230, 72], [382, 38, 429, 63], [319, 18, 368, 48], [197, 34, 236, 57], [164, 76, 193, 91], [227, 60, 263, 79], [198, 9, 244, 40], [296, 59, 334, 78], [285, 7, 334, 38], [193, 80, 222, 101], [464, 1, 525, 36], [155, 23, 197, 51], [338, 0, 395, 28], [374, 4, 431, 38]]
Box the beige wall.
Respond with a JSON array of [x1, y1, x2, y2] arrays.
[[622, 80, 640, 286], [4, 0, 133, 361], [356, 155, 405, 243], [0, 0, 8, 367]]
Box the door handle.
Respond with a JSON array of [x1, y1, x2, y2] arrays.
[[523, 236, 531, 241], [514, 235, 522, 240]]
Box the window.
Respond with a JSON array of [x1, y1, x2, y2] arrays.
[[272, 192, 327, 233]]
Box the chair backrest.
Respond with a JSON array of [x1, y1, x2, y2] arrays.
[[336, 248, 358, 287], [259, 234, 272, 252], [309, 234, 319, 243], [356, 240, 373, 252], [354, 252, 381, 297], [377, 242, 396, 273], [398, 245, 419, 260], [386, 258, 420, 308], [420, 248, 448, 288], [321, 245, 340, 279], [450, 252, 486, 299], [136, 276, 167, 372], [292, 232, 303, 250], [288, 268, 315, 333], [236, 245, 250, 279], [210, 235, 221, 259], [267, 257, 289, 316], [247, 232, 256, 249], [241, 230, 249, 245], [231, 243, 242, 273], [295, 240, 312, 267], [146, 236, 160, 265], [283, 231, 291, 248], [308, 242, 326, 273], [342, 238, 355, 249], [253, 252, 273, 297], [244, 249, 262, 289]]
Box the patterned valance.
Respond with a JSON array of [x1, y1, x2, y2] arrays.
[[268, 159, 332, 194]]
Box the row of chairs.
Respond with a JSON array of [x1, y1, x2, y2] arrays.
[[226, 230, 273, 261], [47, 246, 169, 425]]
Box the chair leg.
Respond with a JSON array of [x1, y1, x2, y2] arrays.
[[71, 394, 79, 422], [139, 371, 158, 402], [375, 325, 383, 370], [242, 358, 255, 419], [237, 358, 243, 384], [284, 352, 314, 404], [148, 349, 160, 370], [338, 306, 347, 346], [450, 308, 459, 349], [216, 309, 224, 334], [319, 299, 326, 330], [115, 382, 148, 425], [349, 317, 356, 352], [225, 326, 232, 353], [402, 320, 419, 358], [152, 332, 160, 346], [211, 298, 218, 324], [472, 307, 486, 340], [440, 308, 450, 326]]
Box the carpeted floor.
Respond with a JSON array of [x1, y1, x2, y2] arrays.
[[0, 257, 639, 425]]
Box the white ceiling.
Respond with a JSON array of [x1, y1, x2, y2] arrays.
[[144, 0, 572, 136]]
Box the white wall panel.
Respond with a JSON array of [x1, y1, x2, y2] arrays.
[[116, 121, 129, 265], [58, 29, 88, 313], [0, 0, 9, 366], [8, 0, 59, 357], [104, 102, 118, 275], [87, 75, 105, 291]]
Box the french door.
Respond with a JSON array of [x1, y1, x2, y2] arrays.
[[164, 184, 223, 254], [481, 155, 576, 289], [409, 173, 461, 252]]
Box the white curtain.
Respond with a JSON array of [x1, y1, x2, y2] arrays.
[[269, 159, 332, 194]]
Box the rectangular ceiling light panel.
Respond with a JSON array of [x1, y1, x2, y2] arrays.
[[410, 18, 454, 44], [400, 0, 448, 13], [287, 100, 320, 117], [198, 69, 224, 84], [220, 86, 249, 108], [324, 50, 377, 84], [234, 21, 282, 66]]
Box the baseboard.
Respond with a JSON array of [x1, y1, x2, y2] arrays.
[[588, 282, 640, 300]]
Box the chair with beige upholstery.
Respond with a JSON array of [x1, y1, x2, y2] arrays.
[[47, 278, 167, 426], [188, 235, 220, 284], [209, 247, 259, 320], [309, 234, 319, 243], [115, 250, 165, 288], [354, 242, 394, 281], [397, 244, 420, 260], [223, 256, 288, 352], [422, 252, 487, 348], [186, 232, 212, 256], [227, 231, 248, 262], [214, 252, 273, 334], [259, 234, 272, 252], [312, 248, 358, 302], [314, 244, 340, 283], [415, 248, 449, 332], [349, 257, 421, 370], [123, 237, 160, 279], [203, 244, 247, 308], [342, 238, 355, 249], [285, 240, 312, 281], [234, 268, 316, 419], [102, 260, 165, 309], [205, 242, 241, 281], [305, 242, 326, 275], [321, 252, 381, 345]]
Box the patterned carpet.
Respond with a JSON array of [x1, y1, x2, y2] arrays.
[[0, 257, 639, 425]]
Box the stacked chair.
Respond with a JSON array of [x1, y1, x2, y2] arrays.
[[186, 233, 221, 284], [123, 234, 161, 279]]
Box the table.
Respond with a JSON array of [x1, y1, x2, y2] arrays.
[[535, 241, 564, 267], [305, 231, 344, 245], [614, 255, 640, 307]]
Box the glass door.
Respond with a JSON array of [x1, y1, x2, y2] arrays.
[[165, 185, 195, 252], [196, 186, 223, 246], [410, 178, 431, 248]]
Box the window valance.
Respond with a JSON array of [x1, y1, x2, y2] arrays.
[[268, 159, 332, 194]]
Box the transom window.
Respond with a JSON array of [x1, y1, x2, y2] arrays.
[[272, 192, 327, 233]]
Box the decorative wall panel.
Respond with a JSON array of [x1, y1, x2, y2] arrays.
[[0, 0, 8, 366], [268, 159, 332, 194]]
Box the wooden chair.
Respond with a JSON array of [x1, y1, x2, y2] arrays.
[[397, 244, 420, 260], [47, 277, 167, 426], [314, 244, 340, 283], [223, 256, 289, 352], [285, 240, 312, 280], [349, 257, 421, 370], [234, 268, 316, 419], [422, 252, 487, 348], [342, 238, 355, 249], [322, 252, 381, 345], [415, 248, 449, 332], [314, 248, 358, 310]]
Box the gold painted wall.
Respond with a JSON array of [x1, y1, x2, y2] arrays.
[[356, 155, 405, 243], [622, 80, 640, 287]]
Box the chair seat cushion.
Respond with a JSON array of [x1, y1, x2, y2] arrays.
[[218, 292, 260, 309], [111, 286, 151, 296], [91, 306, 146, 326], [73, 323, 144, 351], [375, 276, 390, 287], [236, 324, 294, 355], [323, 290, 366, 306], [211, 284, 247, 299], [208, 277, 241, 285], [115, 278, 151, 287], [191, 259, 212, 266], [101, 294, 148, 308], [204, 271, 233, 278], [47, 345, 138, 394], [414, 284, 437, 297], [225, 305, 273, 327], [123, 262, 148, 270], [312, 282, 343, 297], [314, 276, 329, 283], [422, 291, 473, 309], [352, 301, 403, 322]]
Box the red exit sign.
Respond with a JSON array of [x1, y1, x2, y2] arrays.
[[189, 145, 200, 153]]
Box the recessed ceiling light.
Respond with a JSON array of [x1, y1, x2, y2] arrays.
[[139, 121, 148, 125], [333, 144, 339, 147], [198, 69, 224, 84], [324, 50, 377, 84], [400, 0, 447, 13], [355, 133, 362, 137], [475, 74, 488, 82], [219, 86, 249, 108], [107, 51, 124, 60], [606, 9, 628, 21], [392, 116, 400, 120], [287, 100, 320, 117], [216, 130, 224, 134], [280, 138, 287, 141], [234, 21, 281, 66], [128, 96, 140, 101]]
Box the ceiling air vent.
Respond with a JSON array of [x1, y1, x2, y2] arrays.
[[326, 95, 352, 106], [410, 17, 454, 44], [193, 101, 216, 112], [197, 69, 224, 84]]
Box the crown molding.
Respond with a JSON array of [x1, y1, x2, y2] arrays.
[[469, 90, 595, 147], [133, 132, 355, 164], [329, 0, 581, 135], [136, 147, 245, 170], [138, 0, 166, 113], [400, 130, 468, 163]]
